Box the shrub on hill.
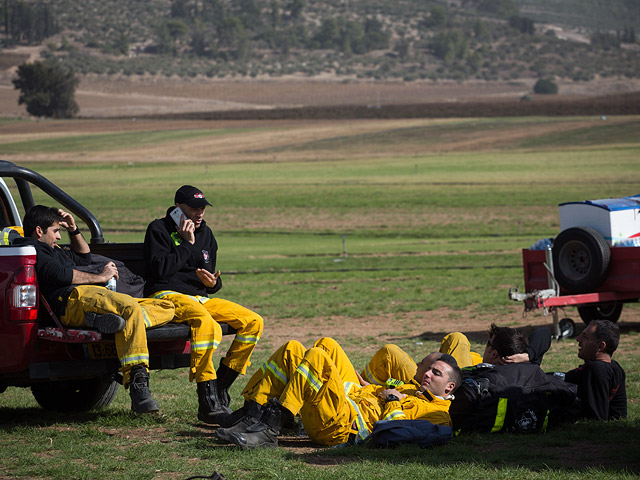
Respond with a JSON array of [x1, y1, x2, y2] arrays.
[[533, 78, 559, 94]]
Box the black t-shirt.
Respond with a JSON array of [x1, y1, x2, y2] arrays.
[[565, 359, 627, 420], [14, 237, 91, 315]]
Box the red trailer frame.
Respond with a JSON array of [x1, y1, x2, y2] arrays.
[[509, 246, 640, 338]]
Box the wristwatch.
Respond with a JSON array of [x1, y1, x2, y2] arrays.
[[385, 394, 400, 403], [68, 227, 81, 236]]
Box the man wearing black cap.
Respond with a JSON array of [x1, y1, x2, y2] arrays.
[[143, 185, 264, 423]]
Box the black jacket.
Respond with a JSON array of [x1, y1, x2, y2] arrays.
[[143, 207, 222, 297], [14, 236, 91, 315]]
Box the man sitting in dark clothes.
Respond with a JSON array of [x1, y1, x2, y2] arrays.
[[565, 319, 627, 421]]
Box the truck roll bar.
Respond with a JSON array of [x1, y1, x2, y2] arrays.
[[0, 161, 104, 244]]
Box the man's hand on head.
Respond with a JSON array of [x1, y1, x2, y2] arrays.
[[57, 209, 77, 232], [502, 352, 530, 364]]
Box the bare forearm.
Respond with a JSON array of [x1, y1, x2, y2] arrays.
[[71, 269, 108, 285]]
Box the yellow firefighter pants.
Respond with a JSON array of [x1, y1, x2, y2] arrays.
[[312, 337, 360, 385], [241, 340, 307, 405], [439, 332, 482, 368], [137, 298, 176, 329], [241, 337, 359, 406], [150, 291, 263, 382], [360, 343, 417, 386], [280, 346, 357, 446], [241, 338, 359, 446], [60, 285, 174, 386]]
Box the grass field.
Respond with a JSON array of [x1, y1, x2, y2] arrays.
[[0, 115, 639, 479]]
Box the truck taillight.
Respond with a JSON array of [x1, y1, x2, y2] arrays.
[[8, 264, 38, 322]]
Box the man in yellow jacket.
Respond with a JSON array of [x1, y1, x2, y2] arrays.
[[214, 337, 461, 448]]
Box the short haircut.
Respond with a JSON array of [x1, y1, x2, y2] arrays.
[[591, 320, 620, 356], [489, 323, 527, 357], [22, 205, 63, 238], [437, 353, 463, 393]]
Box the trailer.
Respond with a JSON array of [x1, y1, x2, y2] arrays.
[[509, 195, 640, 338]]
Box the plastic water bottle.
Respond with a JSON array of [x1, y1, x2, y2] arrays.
[[106, 276, 117, 291]]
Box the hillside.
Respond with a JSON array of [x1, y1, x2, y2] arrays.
[[1, 0, 639, 83]]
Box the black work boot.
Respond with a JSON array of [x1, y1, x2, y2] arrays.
[[229, 398, 294, 449], [129, 365, 159, 414], [214, 401, 265, 442], [197, 379, 232, 424], [84, 311, 126, 333], [216, 362, 239, 410]]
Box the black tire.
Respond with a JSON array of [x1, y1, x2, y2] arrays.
[[552, 227, 610, 293], [31, 376, 119, 412], [577, 302, 623, 324], [558, 318, 576, 339]]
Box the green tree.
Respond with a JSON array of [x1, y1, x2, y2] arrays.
[[170, 0, 190, 19], [423, 6, 447, 28], [430, 30, 469, 62], [363, 18, 389, 51], [475, 0, 518, 17], [394, 37, 410, 61], [270, 0, 281, 28], [509, 15, 534, 34], [238, 0, 262, 30], [218, 16, 248, 60], [313, 18, 340, 49], [111, 30, 130, 55], [342, 20, 365, 54], [12, 60, 79, 118], [533, 78, 558, 94], [287, 0, 305, 21], [190, 18, 211, 56], [5, 1, 58, 45], [157, 18, 189, 55]]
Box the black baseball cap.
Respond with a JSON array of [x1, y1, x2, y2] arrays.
[[174, 185, 212, 208]]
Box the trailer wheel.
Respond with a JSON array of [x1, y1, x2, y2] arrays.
[[577, 302, 623, 324], [559, 318, 576, 338], [31, 376, 119, 412], [552, 227, 610, 293]]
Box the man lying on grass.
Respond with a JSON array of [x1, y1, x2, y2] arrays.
[[213, 337, 462, 449]]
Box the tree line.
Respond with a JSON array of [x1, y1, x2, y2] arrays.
[[1, 0, 59, 46], [154, 0, 390, 60]]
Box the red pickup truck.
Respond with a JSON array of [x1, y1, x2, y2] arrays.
[[0, 161, 233, 411]]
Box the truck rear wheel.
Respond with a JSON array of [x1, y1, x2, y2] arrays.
[[552, 227, 610, 293], [577, 302, 623, 324], [31, 376, 119, 412]]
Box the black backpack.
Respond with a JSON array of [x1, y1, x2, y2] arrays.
[[449, 363, 580, 434]]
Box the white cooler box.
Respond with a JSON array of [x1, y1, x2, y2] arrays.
[[559, 195, 640, 246]]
